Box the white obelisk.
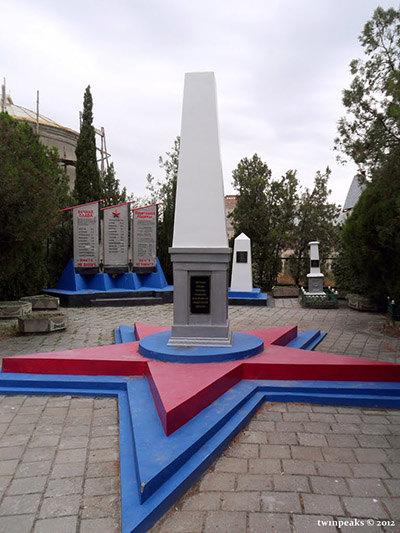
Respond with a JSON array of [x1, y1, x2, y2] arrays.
[[168, 72, 232, 347], [306, 241, 324, 294], [230, 233, 253, 292]]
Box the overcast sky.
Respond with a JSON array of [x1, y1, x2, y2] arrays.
[[2, 0, 398, 206]]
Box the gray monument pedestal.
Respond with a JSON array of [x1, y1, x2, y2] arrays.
[[168, 247, 232, 347]]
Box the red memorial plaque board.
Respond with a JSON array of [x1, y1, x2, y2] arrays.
[[132, 205, 158, 273]]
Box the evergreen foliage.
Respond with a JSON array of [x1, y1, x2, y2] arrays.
[[74, 86, 102, 204], [102, 163, 127, 206], [0, 112, 71, 299], [335, 6, 400, 179], [334, 6, 400, 301], [334, 150, 400, 302], [231, 154, 299, 289], [288, 169, 339, 285], [143, 137, 179, 283]]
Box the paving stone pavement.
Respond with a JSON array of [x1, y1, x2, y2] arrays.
[[0, 300, 399, 532]]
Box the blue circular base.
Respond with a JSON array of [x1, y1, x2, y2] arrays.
[[138, 331, 264, 363]]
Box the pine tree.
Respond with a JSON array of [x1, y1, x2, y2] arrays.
[[102, 163, 127, 206], [74, 86, 102, 204]]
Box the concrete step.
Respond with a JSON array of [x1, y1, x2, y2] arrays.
[[114, 325, 137, 344], [286, 329, 326, 350], [90, 297, 164, 307]]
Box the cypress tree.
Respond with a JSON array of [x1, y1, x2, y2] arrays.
[[74, 86, 102, 204]]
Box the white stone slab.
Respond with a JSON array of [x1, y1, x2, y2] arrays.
[[230, 233, 253, 291], [172, 72, 228, 248]]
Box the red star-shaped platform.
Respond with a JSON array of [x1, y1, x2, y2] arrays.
[[3, 323, 400, 435]]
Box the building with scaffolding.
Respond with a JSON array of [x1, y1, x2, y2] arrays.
[[1, 84, 110, 189]]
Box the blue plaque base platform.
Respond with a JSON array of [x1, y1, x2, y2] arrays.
[[139, 331, 264, 363], [44, 258, 173, 307]]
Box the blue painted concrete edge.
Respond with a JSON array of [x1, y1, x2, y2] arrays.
[[0, 372, 399, 533], [138, 331, 264, 363]]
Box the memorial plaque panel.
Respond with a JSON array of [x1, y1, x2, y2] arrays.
[[311, 259, 320, 268], [132, 205, 158, 272], [73, 203, 99, 271], [103, 203, 129, 271], [236, 251, 248, 263], [190, 276, 210, 314]]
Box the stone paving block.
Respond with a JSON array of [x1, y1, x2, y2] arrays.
[[204, 510, 247, 533], [347, 478, 388, 497], [6, 475, 47, 495], [354, 448, 389, 463], [44, 476, 83, 497], [291, 446, 323, 461], [80, 517, 121, 533], [88, 448, 119, 463], [0, 434, 30, 448], [54, 447, 87, 464], [299, 432, 329, 447], [199, 472, 236, 492], [261, 490, 301, 513], [362, 424, 393, 436], [248, 458, 282, 474], [302, 493, 344, 515], [382, 497, 400, 520], [236, 473, 273, 491], [0, 513, 35, 533], [282, 412, 310, 422], [62, 425, 90, 437], [238, 430, 267, 444], [309, 413, 336, 423], [310, 476, 350, 495], [33, 424, 63, 436], [306, 422, 333, 435], [0, 475, 12, 493], [221, 491, 260, 511], [225, 442, 259, 458], [89, 435, 119, 450], [39, 494, 81, 518], [266, 431, 298, 445], [81, 493, 121, 519], [0, 459, 19, 476], [0, 493, 41, 515], [33, 516, 77, 533], [28, 435, 60, 448], [273, 473, 310, 493], [259, 444, 290, 459], [84, 476, 120, 497], [292, 514, 337, 533], [275, 421, 304, 432], [50, 461, 86, 479], [248, 512, 291, 533], [85, 461, 119, 479], [213, 457, 248, 473], [58, 436, 89, 450], [182, 491, 222, 511], [330, 423, 360, 434], [352, 463, 391, 478], [15, 460, 52, 478], [326, 434, 358, 447], [342, 496, 389, 519], [384, 478, 400, 497], [335, 414, 363, 424], [282, 459, 317, 475], [287, 404, 312, 413], [322, 447, 356, 463], [23, 446, 56, 463]]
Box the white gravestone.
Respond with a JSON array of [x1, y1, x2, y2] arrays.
[[230, 233, 253, 292], [168, 72, 232, 347], [306, 241, 324, 294]]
